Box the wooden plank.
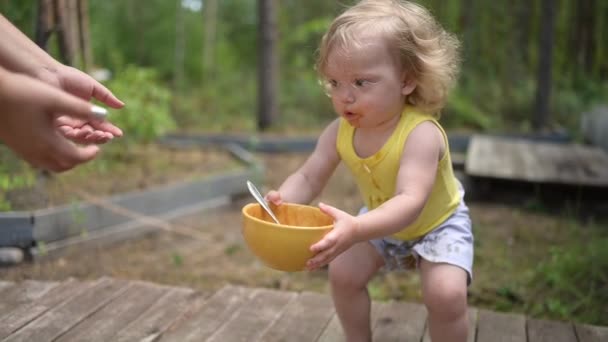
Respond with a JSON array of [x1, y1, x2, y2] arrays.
[[113, 286, 203, 342], [465, 135, 608, 186], [0, 279, 92, 339], [206, 287, 296, 342], [0, 281, 14, 292], [476, 309, 526, 342], [468, 308, 478, 342], [572, 144, 608, 182], [159, 285, 252, 342], [317, 300, 382, 342], [3, 278, 128, 342], [0, 280, 59, 320], [55, 281, 171, 342], [260, 291, 335, 342], [422, 307, 478, 342], [372, 301, 427, 342], [575, 323, 608, 342], [527, 318, 577, 342], [316, 314, 342, 342]]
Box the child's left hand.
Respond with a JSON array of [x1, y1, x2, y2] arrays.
[[306, 202, 359, 270]]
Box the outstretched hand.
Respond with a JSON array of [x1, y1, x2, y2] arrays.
[[306, 202, 359, 270], [37, 64, 124, 144], [37, 64, 124, 108], [0, 71, 109, 172]]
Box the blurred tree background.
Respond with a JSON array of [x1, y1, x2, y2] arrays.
[[1, 0, 606, 137]]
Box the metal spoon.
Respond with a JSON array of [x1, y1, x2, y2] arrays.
[[246, 180, 281, 224]]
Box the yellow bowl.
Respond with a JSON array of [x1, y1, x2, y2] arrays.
[[241, 202, 333, 272]]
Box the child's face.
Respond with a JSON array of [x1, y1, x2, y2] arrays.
[[323, 38, 415, 129]]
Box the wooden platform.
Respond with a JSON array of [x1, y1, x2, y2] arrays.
[[0, 278, 606, 341], [465, 135, 608, 186]]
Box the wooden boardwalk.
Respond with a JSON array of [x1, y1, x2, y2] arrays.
[[0, 278, 606, 341], [465, 135, 608, 186]]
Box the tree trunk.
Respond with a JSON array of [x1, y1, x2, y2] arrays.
[[35, 0, 54, 51], [570, 0, 596, 78], [257, 0, 279, 131], [174, 0, 185, 92], [202, 0, 218, 83], [581, 0, 596, 74], [53, 0, 74, 66], [127, 0, 145, 64], [460, 0, 475, 74], [77, 0, 92, 71], [66, 0, 81, 67], [516, 1, 531, 68], [533, 0, 556, 132]]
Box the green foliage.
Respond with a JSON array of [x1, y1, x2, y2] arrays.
[[552, 78, 608, 137], [0, 1, 37, 38], [0, 151, 36, 211], [3, 1, 607, 134], [89, 1, 179, 80], [69, 202, 88, 237], [224, 244, 241, 256], [36, 241, 48, 257], [279, 72, 334, 129], [172, 71, 258, 132], [172, 252, 184, 267], [526, 235, 608, 325], [444, 88, 494, 130], [106, 66, 176, 143]]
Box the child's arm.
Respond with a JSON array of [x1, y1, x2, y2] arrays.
[[307, 121, 443, 270], [267, 119, 341, 205], [354, 121, 443, 238]]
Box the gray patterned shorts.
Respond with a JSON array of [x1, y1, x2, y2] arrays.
[[367, 190, 474, 284]]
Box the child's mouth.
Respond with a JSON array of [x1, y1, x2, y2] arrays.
[[343, 111, 359, 120]]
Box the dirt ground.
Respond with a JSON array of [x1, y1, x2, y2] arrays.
[[0, 152, 603, 322]]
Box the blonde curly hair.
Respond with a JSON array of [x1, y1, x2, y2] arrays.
[[316, 0, 460, 116]]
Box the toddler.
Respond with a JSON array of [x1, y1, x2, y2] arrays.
[[266, 1, 473, 341]]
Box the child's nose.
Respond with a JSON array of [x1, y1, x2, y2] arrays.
[[337, 87, 355, 104]]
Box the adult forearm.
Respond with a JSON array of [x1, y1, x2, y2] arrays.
[[0, 14, 59, 76]]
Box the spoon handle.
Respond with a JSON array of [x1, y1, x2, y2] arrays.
[[246, 181, 281, 224]]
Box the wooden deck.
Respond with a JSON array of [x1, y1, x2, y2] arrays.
[[465, 135, 608, 186], [0, 278, 606, 341]]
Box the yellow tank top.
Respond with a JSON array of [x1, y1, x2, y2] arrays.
[[336, 107, 460, 241]]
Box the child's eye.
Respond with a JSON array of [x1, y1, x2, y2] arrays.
[[329, 79, 338, 87], [354, 79, 368, 87]]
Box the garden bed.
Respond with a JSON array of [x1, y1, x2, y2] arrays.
[[0, 142, 262, 253]]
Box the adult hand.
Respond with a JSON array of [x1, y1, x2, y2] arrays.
[[37, 64, 124, 107], [36, 64, 124, 144], [0, 70, 108, 172], [306, 202, 359, 270]]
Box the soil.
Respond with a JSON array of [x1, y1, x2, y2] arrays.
[[0, 152, 605, 324]]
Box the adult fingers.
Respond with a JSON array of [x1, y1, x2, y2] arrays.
[[90, 79, 124, 108], [46, 86, 108, 122], [90, 120, 123, 137], [48, 138, 100, 172]]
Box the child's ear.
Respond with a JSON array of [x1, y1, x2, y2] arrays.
[[401, 77, 416, 96]]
